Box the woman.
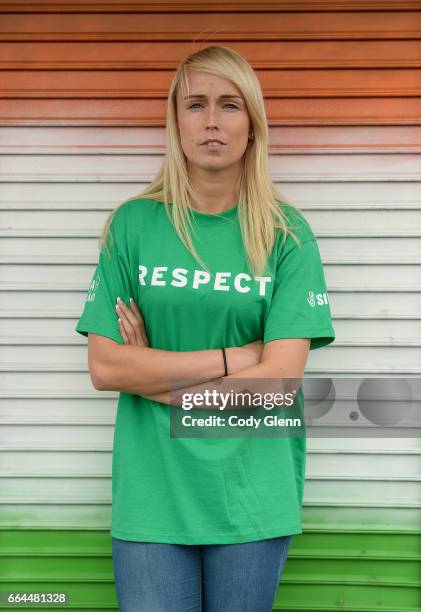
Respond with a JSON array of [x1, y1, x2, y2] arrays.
[[76, 45, 335, 611]]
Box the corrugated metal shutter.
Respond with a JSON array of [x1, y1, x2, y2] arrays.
[[1, 2, 420, 610]]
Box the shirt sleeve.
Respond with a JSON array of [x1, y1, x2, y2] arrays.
[[75, 203, 134, 344], [263, 229, 336, 351]]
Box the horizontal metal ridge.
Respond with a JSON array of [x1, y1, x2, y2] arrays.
[[1, 472, 420, 483], [1, 202, 421, 211], [1, 336, 420, 347], [1, 229, 421, 238], [0, 447, 419, 455], [1, 256, 421, 265], [1, 283, 421, 293], [0, 498, 419, 510], [0, 310, 419, 320], [2, 364, 421, 374]]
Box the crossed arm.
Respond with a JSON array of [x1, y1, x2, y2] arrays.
[[143, 338, 310, 407], [88, 295, 310, 408], [89, 334, 310, 409]]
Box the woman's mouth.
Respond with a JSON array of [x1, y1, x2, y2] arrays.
[[201, 142, 226, 150]]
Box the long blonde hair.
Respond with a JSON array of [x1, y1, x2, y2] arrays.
[[99, 44, 302, 276]]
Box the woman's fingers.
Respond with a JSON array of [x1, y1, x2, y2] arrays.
[[115, 297, 141, 344], [118, 317, 129, 343], [115, 297, 149, 346], [129, 297, 144, 323]]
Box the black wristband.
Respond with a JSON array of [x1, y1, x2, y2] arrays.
[[222, 348, 228, 377]]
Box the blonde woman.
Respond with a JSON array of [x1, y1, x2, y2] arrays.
[[76, 45, 335, 611]]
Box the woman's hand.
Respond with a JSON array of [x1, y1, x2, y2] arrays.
[[114, 297, 167, 402], [115, 297, 149, 347]]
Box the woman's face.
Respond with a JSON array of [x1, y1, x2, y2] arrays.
[[176, 70, 252, 174]]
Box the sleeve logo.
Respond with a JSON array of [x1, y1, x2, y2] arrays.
[[86, 274, 101, 302], [307, 289, 329, 307]]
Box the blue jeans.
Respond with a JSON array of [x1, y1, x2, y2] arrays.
[[112, 534, 292, 611]]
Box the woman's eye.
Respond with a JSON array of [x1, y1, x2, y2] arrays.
[[188, 103, 238, 110]]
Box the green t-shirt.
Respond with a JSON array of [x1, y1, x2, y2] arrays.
[[75, 198, 335, 544]]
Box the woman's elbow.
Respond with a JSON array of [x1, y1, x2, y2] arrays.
[[89, 362, 109, 390], [87, 334, 119, 391]]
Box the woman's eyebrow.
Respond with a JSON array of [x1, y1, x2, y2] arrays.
[[183, 94, 243, 101]]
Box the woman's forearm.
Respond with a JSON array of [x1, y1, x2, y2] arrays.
[[96, 344, 231, 395], [141, 361, 291, 410]]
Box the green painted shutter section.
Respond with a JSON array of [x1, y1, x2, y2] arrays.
[[1, 530, 420, 610]]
